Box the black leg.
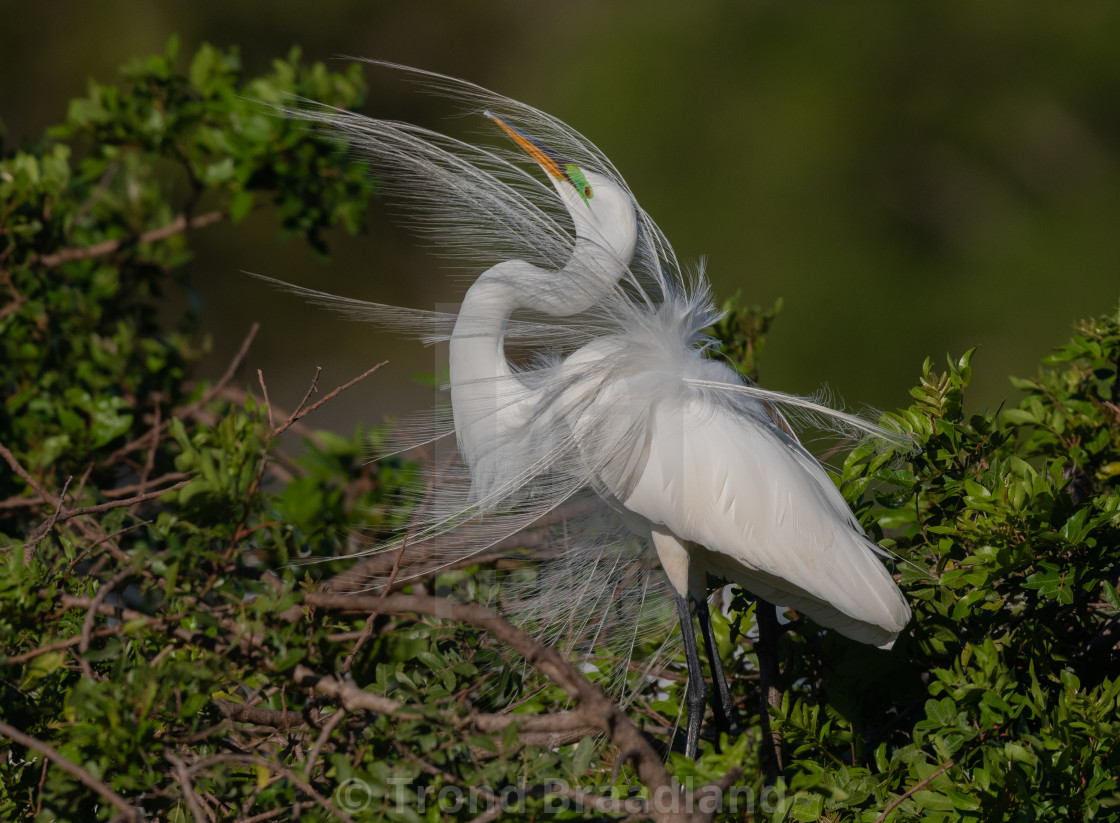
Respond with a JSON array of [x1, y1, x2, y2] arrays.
[[695, 595, 733, 734], [675, 593, 706, 759], [756, 599, 785, 780]]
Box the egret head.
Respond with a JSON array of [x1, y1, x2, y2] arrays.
[[486, 111, 636, 265]]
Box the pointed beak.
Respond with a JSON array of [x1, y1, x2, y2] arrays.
[[485, 110, 594, 206], [485, 110, 569, 181]]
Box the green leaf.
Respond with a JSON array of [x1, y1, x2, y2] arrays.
[[22, 652, 67, 688], [1102, 580, 1120, 611], [230, 189, 254, 222]]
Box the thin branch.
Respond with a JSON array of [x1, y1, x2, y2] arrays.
[[171, 323, 261, 425], [22, 476, 72, 563], [0, 439, 53, 502], [544, 781, 647, 816], [130, 396, 163, 511], [341, 533, 411, 674], [182, 753, 354, 823], [56, 594, 200, 646], [271, 361, 388, 438], [57, 480, 190, 520], [0, 719, 146, 822], [292, 666, 422, 721], [65, 521, 148, 574], [214, 700, 309, 729], [102, 472, 191, 499], [36, 210, 222, 268], [257, 369, 274, 431], [78, 567, 134, 678], [105, 323, 260, 467], [294, 661, 597, 745], [874, 761, 955, 823], [165, 752, 208, 823], [6, 624, 132, 664], [69, 161, 119, 228], [0, 493, 47, 511], [304, 709, 347, 779], [0, 268, 27, 321]]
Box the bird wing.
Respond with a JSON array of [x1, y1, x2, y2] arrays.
[[619, 383, 911, 648]]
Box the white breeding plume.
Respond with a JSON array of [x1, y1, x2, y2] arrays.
[[272, 63, 913, 759]]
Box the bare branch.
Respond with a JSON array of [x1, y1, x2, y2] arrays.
[[78, 567, 134, 678], [59, 480, 190, 520], [105, 323, 260, 467], [0, 719, 146, 822], [0, 439, 53, 503], [257, 369, 274, 431], [293, 663, 595, 743], [214, 700, 310, 728], [22, 476, 72, 563], [182, 753, 354, 823], [102, 473, 191, 499], [305, 709, 348, 779], [874, 761, 955, 823], [165, 752, 208, 823], [271, 361, 388, 438], [36, 210, 222, 268]]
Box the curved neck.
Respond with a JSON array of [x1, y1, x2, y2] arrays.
[[450, 231, 635, 387]]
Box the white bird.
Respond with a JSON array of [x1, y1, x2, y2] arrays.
[[276, 64, 912, 759]]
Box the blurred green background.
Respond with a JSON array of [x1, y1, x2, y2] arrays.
[[4, 1, 1118, 433]]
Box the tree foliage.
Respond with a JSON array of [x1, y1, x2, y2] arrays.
[[2, 43, 1118, 822]]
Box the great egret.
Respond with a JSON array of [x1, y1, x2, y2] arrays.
[[277, 64, 912, 759]]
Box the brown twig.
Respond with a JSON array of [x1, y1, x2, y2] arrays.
[[77, 567, 134, 678], [0, 719, 146, 822], [6, 625, 131, 665], [181, 753, 354, 823], [56, 480, 190, 520], [105, 323, 260, 467], [0, 440, 53, 503], [294, 662, 598, 746], [35, 211, 222, 268], [341, 532, 411, 674], [65, 521, 147, 574], [873, 760, 955, 823], [22, 476, 72, 563], [0, 493, 47, 511], [69, 162, 120, 228], [102, 473, 191, 499], [544, 780, 647, 816], [304, 709, 347, 779], [7, 480, 189, 559], [257, 369, 274, 431], [129, 396, 163, 513], [56, 593, 200, 646], [165, 752, 208, 823], [271, 361, 388, 439], [0, 267, 27, 321], [214, 700, 309, 728]]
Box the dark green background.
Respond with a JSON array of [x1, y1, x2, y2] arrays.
[[4, 1, 1118, 432]]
